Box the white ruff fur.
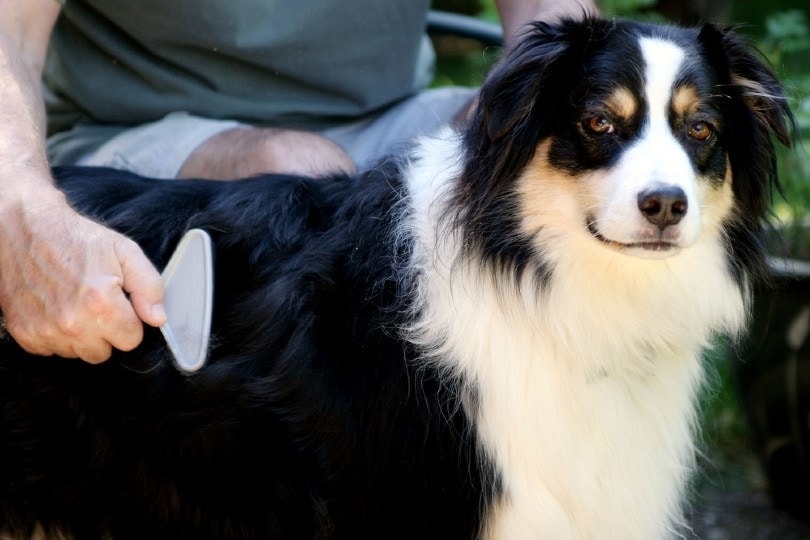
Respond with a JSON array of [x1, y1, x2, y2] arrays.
[[401, 37, 749, 539]]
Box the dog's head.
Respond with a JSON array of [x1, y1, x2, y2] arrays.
[[457, 18, 794, 278]]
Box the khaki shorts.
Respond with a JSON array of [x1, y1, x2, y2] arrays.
[[47, 87, 476, 179]]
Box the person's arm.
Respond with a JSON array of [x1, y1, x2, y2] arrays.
[[495, 0, 600, 48], [0, 0, 166, 363]]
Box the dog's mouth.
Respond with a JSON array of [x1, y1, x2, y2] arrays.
[[587, 220, 678, 253]]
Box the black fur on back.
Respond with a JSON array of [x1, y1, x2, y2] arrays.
[[0, 161, 493, 539]]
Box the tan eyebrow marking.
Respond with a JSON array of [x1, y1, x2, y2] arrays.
[[671, 85, 701, 117], [605, 87, 637, 120]]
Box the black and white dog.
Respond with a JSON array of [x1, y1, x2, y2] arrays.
[[0, 18, 794, 539]]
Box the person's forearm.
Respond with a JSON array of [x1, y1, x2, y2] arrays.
[[0, 34, 53, 192], [0, 3, 166, 363], [0, 2, 63, 200], [495, 0, 599, 48]]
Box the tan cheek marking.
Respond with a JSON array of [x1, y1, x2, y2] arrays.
[[672, 86, 701, 117], [700, 157, 735, 231], [518, 140, 594, 239]]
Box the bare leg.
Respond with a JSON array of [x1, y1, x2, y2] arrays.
[[178, 127, 357, 180]]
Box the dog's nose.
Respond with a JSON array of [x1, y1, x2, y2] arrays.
[[637, 186, 688, 229]]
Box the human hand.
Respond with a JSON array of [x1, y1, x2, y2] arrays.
[[0, 191, 166, 363]]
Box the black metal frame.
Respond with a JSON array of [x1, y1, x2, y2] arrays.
[[427, 10, 503, 48]]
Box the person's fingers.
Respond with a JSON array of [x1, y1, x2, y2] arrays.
[[91, 275, 145, 354], [65, 335, 114, 365], [117, 236, 167, 329], [5, 260, 140, 361], [6, 304, 116, 364]]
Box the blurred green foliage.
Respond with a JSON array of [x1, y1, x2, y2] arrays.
[[755, 8, 810, 220], [599, 0, 655, 16]]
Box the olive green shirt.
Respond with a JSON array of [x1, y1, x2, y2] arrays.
[[44, 0, 435, 136]]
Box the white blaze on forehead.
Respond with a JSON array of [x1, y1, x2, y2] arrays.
[[633, 37, 691, 183], [590, 35, 702, 252], [639, 37, 686, 125]]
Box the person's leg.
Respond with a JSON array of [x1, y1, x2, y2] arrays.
[[181, 87, 476, 177], [49, 87, 476, 180], [54, 112, 355, 180], [67, 112, 245, 179], [177, 126, 356, 179]]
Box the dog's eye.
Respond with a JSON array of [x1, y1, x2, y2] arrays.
[[688, 121, 713, 141], [584, 116, 615, 135]]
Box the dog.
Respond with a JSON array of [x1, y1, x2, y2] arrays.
[[0, 17, 794, 539]]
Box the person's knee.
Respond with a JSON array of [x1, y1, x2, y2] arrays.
[[253, 129, 356, 177], [178, 127, 356, 180]]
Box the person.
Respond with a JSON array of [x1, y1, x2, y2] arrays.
[[0, 0, 596, 364]]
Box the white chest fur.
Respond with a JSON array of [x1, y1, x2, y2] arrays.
[[402, 134, 747, 539]]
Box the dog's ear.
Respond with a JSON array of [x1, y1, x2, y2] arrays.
[[477, 21, 575, 142], [697, 24, 797, 282], [461, 18, 599, 192], [698, 23, 795, 147]]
